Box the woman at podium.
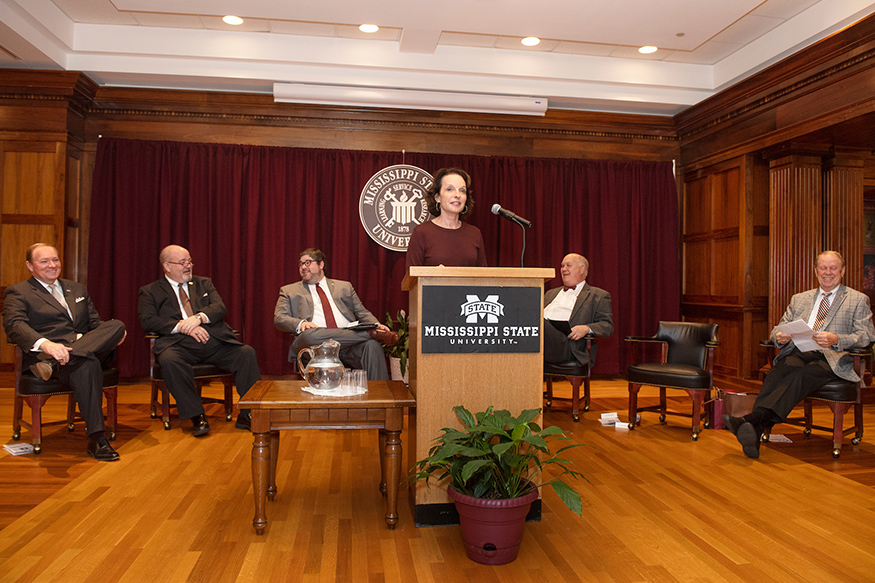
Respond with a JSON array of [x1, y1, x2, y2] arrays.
[[406, 167, 488, 268]]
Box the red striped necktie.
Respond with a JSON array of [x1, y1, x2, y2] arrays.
[[812, 292, 832, 331]]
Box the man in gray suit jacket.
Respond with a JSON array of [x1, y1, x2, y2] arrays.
[[274, 248, 397, 381], [138, 245, 261, 436], [3, 243, 126, 461], [723, 250, 875, 459], [543, 253, 614, 367]]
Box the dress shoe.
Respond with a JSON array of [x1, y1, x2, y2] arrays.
[[29, 361, 55, 381], [235, 412, 251, 431], [722, 414, 745, 436], [735, 421, 761, 459], [86, 437, 120, 461], [191, 415, 211, 437], [369, 328, 399, 346]]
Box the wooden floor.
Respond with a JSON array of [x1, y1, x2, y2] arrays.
[[1, 376, 874, 583]]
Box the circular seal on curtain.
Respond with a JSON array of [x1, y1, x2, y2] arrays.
[[359, 164, 432, 252]]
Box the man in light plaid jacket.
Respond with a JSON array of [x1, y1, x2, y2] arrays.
[[723, 250, 875, 459]]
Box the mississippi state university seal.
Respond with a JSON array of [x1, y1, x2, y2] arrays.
[[359, 164, 432, 252]]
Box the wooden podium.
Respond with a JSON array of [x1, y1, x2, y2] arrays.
[[401, 266, 554, 525]]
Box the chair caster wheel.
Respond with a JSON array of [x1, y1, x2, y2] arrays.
[[804, 428, 812, 436], [762, 434, 770, 443], [852, 437, 862, 445], [68, 424, 75, 432], [573, 413, 580, 422], [12, 431, 20, 441], [659, 414, 666, 422], [163, 422, 171, 430], [226, 414, 233, 421], [832, 449, 841, 459], [545, 400, 552, 408], [628, 423, 636, 431], [583, 404, 590, 412], [109, 431, 116, 441], [703, 421, 710, 429], [34, 444, 42, 454], [692, 433, 699, 441], [150, 412, 157, 419]]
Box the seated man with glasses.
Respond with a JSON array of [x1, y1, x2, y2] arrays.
[[274, 248, 397, 381], [138, 244, 262, 435]]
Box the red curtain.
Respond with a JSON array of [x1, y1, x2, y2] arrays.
[[89, 138, 680, 378]]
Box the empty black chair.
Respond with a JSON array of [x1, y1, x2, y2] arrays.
[[626, 322, 719, 440]]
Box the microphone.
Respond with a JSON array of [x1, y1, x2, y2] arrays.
[[491, 204, 532, 228]]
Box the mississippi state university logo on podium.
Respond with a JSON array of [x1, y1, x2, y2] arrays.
[[359, 164, 432, 252], [421, 286, 542, 353]]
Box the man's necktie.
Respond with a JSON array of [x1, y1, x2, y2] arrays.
[[812, 292, 832, 331], [51, 282, 72, 319], [179, 285, 195, 318], [315, 285, 338, 328]]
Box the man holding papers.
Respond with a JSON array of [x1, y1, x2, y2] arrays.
[[274, 248, 397, 380], [723, 251, 874, 458]]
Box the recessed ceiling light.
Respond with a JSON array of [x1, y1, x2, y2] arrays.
[[223, 15, 243, 26], [521, 37, 541, 47], [639, 45, 658, 54], [359, 24, 379, 33]]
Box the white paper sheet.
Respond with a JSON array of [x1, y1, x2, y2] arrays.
[[773, 319, 821, 352]]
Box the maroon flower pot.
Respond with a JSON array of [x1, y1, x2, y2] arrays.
[[447, 484, 539, 565]]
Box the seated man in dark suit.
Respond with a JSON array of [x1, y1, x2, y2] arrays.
[[138, 245, 261, 436], [543, 253, 614, 367], [723, 250, 875, 459], [274, 248, 397, 381], [3, 243, 126, 461]]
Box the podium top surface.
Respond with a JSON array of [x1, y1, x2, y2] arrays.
[[402, 266, 555, 290]]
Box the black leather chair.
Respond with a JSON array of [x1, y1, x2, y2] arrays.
[[11, 345, 118, 454], [626, 322, 719, 440], [544, 334, 594, 422], [146, 334, 234, 429], [760, 341, 870, 458]]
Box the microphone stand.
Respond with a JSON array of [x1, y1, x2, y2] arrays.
[[515, 219, 528, 267]]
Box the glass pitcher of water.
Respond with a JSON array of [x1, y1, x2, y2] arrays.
[[297, 339, 344, 391]]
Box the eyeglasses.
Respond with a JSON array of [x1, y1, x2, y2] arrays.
[[167, 259, 194, 267], [298, 259, 316, 268]]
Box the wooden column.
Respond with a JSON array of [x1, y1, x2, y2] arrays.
[[823, 151, 867, 290], [768, 154, 824, 326]]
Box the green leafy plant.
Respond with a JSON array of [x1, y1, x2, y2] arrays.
[[410, 405, 586, 516], [383, 310, 409, 375]]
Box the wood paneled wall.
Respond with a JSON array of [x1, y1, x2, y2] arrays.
[[677, 14, 875, 388], [0, 73, 95, 368], [681, 155, 770, 381]]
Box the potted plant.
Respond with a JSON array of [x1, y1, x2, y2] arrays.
[[410, 405, 585, 564], [383, 310, 409, 383]]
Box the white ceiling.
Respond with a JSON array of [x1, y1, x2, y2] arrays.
[[1, 0, 874, 116]]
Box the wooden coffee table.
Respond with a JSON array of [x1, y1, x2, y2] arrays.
[[238, 379, 416, 535]]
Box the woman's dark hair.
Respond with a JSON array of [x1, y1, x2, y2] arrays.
[[426, 168, 474, 218]]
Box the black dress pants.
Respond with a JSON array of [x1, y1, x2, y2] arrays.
[[156, 334, 261, 420], [754, 348, 840, 420], [48, 319, 126, 434]]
